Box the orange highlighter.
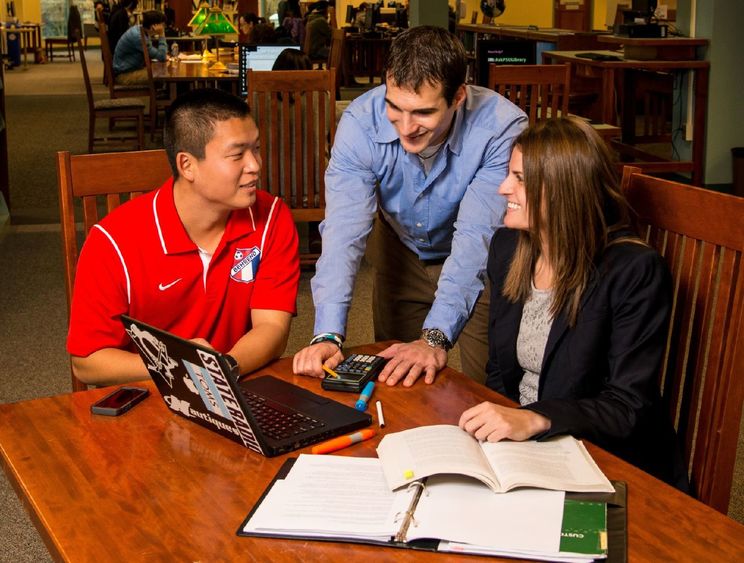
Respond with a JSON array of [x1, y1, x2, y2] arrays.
[[311, 428, 377, 455]]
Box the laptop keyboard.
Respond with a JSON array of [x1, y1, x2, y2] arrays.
[[243, 391, 325, 441]]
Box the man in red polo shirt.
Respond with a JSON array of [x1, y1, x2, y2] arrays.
[[67, 88, 300, 386]]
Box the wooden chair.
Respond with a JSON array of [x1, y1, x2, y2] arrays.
[[139, 26, 172, 140], [246, 69, 336, 265], [621, 166, 744, 514], [328, 28, 345, 97], [57, 149, 172, 391], [45, 36, 75, 62], [303, 25, 328, 68], [77, 40, 145, 153], [488, 64, 570, 123]]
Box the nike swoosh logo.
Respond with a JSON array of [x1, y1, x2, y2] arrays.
[[158, 278, 182, 291]]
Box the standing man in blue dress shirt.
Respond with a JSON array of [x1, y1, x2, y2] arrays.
[[293, 26, 527, 386]]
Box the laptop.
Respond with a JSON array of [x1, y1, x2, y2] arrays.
[[238, 44, 289, 96], [121, 315, 372, 457]]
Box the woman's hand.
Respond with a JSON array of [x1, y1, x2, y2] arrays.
[[458, 402, 551, 442]]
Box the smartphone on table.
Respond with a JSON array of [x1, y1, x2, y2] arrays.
[[90, 386, 150, 416]]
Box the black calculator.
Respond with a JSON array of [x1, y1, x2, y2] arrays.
[[321, 354, 388, 393]]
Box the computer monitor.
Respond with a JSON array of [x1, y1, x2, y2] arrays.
[[626, 0, 657, 22], [238, 44, 289, 97], [345, 5, 357, 25], [366, 3, 380, 31], [378, 7, 396, 25], [477, 39, 536, 87], [395, 5, 408, 28]]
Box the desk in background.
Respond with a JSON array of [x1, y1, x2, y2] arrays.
[[344, 33, 392, 86], [1, 23, 42, 68], [1, 342, 743, 561], [456, 24, 608, 84], [543, 39, 709, 185]]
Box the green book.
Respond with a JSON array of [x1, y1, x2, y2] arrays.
[[560, 499, 608, 556]]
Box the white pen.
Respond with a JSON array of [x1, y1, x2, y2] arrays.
[[375, 400, 385, 428]]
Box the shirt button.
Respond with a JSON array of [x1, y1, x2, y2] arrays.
[[416, 222, 423, 228], [418, 238, 425, 242]]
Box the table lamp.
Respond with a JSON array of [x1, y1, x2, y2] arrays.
[[193, 5, 238, 68], [188, 2, 211, 28]]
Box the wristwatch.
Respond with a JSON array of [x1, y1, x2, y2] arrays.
[[420, 328, 453, 352]]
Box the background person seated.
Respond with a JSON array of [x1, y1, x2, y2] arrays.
[[108, 0, 138, 54], [238, 12, 259, 43], [281, 6, 305, 46], [305, 1, 332, 60], [113, 10, 167, 86], [459, 117, 689, 491]]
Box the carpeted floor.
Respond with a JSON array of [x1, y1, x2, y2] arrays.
[[5, 95, 89, 224], [0, 53, 742, 561]]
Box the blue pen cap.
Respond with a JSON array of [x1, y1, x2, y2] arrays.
[[355, 381, 375, 411]]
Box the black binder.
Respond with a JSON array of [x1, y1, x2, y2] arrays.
[[237, 458, 628, 562]]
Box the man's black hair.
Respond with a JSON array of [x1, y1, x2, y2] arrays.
[[142, 10, 166, 29], [163, 88, 251, 178]]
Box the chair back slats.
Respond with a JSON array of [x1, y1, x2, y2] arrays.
[[247, 69, 335, 264], [57, 150, 171, 390], [488, 64, 570, 122], [621, 165, 744, 513], [247, 69, 335, 212]]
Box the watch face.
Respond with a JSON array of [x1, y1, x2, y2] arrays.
[[422, 329, 452, 351]]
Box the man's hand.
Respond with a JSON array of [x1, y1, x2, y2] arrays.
[[150, 23, 165, 38], [376, 339, 447, 387], [458, 402, 551, 442], [293, 342, 344, 379]]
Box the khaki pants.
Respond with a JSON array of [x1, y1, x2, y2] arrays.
[[114, 68, 149, 86], [365, 216, 490, 384]]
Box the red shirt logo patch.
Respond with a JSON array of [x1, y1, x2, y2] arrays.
[[230, 247, 260, 283]]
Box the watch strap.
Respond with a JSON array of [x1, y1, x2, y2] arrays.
[[421, 328, 453, 351]]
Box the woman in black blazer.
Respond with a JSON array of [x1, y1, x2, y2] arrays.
[[459, 117, 688, 490]]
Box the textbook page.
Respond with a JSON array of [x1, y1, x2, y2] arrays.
[[481, 436, 614, 493], [410, 475, 564, 552], [242, 455, 414, 540], [377, 425, 500, 491]]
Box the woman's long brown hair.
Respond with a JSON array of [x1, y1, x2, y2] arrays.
[[502, 117, 636, 326]]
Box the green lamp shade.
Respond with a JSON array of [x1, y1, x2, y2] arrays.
[[194, 9, 238, 35], [188, 3, 210, 28]]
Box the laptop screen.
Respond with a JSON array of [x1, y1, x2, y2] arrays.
[[477, 39, 536, 87], [239, 44, 288, 96]]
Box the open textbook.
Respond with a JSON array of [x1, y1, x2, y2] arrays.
[[376, 425, 615, 493], [239, 455, 610, 562]]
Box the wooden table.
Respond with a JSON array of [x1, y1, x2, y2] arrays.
[[1, 343, 743, 561], [542, 48, 710, 185], [152, 55, 238, 96]]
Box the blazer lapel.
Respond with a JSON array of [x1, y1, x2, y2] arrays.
[[539, 271, 602, 390]]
